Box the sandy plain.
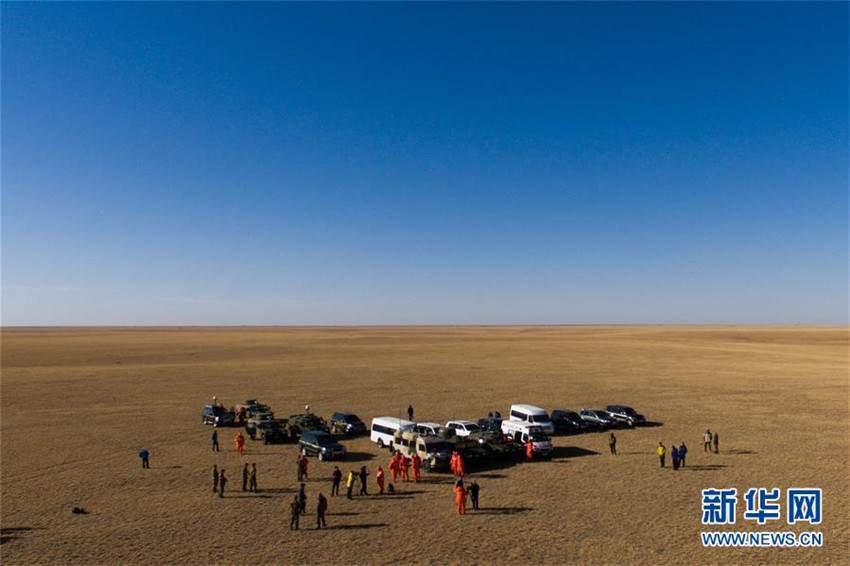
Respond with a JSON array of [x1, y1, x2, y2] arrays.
[[0, 326, 847, 565]]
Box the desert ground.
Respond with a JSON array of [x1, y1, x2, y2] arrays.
[[1, 326, 847, 565]]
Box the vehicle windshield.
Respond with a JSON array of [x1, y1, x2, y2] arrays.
[[531, 415, 551, 423], [621, 407, 636, 415], [211, 407, 228, 415], [425, 441, 450, 452], [466, 424, 481, 432], [348, 415, 364, 424], [314, 436, 337, 446], [530, 432, 549, 441]]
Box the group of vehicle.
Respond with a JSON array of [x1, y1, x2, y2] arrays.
[[201, 399, 647, 470]]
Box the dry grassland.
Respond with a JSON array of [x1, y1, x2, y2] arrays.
[[1, 326, 847, 565]]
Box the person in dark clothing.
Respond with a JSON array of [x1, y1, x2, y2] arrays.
[[242, 463, 249, 492], [407, 405, 414, 420], [679, 442, 688, 467], [139, 449, 150, 469], [211, 430, 219, 452], [316, 493, 328, 529], [494, 411, 501, 418], [298, 483, 307, 514], [290, 496, 300, 530], [219, 469, 227, 498], [713, 431, 719, 454], [359, 466, 369, 496], [609, 433, 617, 455], [249, 463, 258, 492], [331, 466, 342, 496], [213, 465, 219, 493], [671, 446, 680, 470], [468, 480, 480, 511], [297, 455, 304, 482]]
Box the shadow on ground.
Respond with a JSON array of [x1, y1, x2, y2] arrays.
[[724, 449, 756, 455], [0, 527, 36, 545], [551, 446, 600, 460], [342, 452, 376, 462], [680, 464, 727, 471], [323, 523, 388, 530], [472, 507, 532, 515]]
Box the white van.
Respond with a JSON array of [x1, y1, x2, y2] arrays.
[[370, 416, 415, 449], [501, 420, 553, 457], [509, 404, 555, 434]]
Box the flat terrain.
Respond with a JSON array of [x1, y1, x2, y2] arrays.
[[1, 326, 847, 565]]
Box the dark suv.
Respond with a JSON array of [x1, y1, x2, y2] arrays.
[[330, 412, 368, 435], [299, 431, 346, 460], [551, 410, 590, 434], [605, 405, 646, 427], [202, 405, 235, 427]]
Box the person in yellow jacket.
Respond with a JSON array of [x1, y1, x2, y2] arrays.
[[346, 469, 357, 499], [656, 442, 666, 468]]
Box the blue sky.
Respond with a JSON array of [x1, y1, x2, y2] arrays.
[[2, 1, 847, 325]]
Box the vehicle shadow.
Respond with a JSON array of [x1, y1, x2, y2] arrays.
[[343, 452, 376, 462], [326, 511, 366, 516], [0, 527, 36, 545], [550, 446, 600, 459], [227, 494, 273, 499], [259, 488, 298, 494], [472, 507, 532, 515], [723, 449, 756, 455], [642, 421, 664, 428], [679, 464, 727, 471]]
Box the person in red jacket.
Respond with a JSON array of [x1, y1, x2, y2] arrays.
[[389, 452, 400, 482], [400, 456, 410, 482], [234, 432, 245, 455], [526, 438, 534, 462]]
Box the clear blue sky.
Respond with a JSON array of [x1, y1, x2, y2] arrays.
[[2, 2, 847, 325]]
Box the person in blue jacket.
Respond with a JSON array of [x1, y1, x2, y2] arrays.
[[678, 441, 688, 467], [671, 445, 680, 470], [139, 448, 150, 469]]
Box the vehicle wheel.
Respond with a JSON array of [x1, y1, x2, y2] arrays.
[[318, 452, 325, 461], [377, 439, 385, 449]]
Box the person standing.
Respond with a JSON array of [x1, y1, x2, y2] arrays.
[[468, 480, 480, 511], [376, 466, 385, 495], [297, 455, 304, 482], [407, 405, 414, 421], [454, 481, 467, 515], [526, 438, 534, 462], [656, 442, 666, 468], [359, 466, 369, 496], [331, 466, 342, 496], [139, 448, 150, 469], [713, 431, 719, 454], [316, 493, 328, 529], [290, 496, 300, 530], [298, 483, 307, 514], [234, 432, 245, 455], [300, 455, 309, 480], [211, 430, 220, 452], [212, 464, 219, 493], [400, 457, 410, 482], [671, 445, 680, 470], [249, 463, 258, 492], [411, 453, 422, 482], [219, 469, 227, 498], [679, 442, 688, 467], [346, 470, 356, 499], [389, 452, 400, 483], [704, 429, 712, 452], [609, 432, 617, 455], [455, 452, 465, 477]]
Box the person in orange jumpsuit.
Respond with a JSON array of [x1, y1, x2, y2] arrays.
[[525, 438, 534, 462], [454, 482, 467, 515], [455, 453, 465, 477], [376, 466, 385, 494], [450, 451, 459, 476], [411, 453, 422, 482], [234, 431, 245, 455], [389, 452, 400, 482], [400, 456, 410, 482]]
